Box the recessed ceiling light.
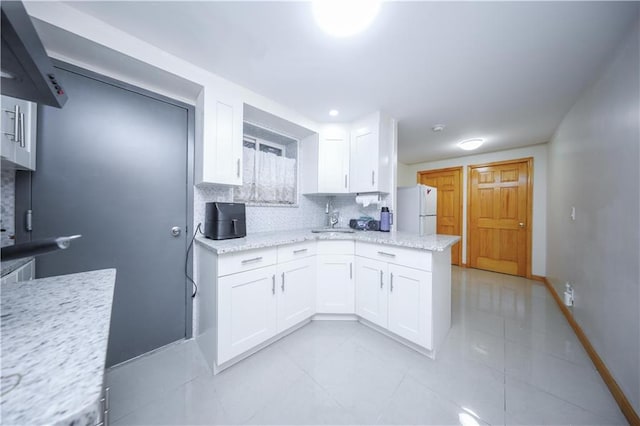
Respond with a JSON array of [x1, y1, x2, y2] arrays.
[[329, 109, 339, 117], [458, 138, 484, 151], [312, 0, 381, 38], [431, 124, 445, 132]]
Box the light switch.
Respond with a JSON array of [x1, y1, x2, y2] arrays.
[[570, 206, 576, 221]]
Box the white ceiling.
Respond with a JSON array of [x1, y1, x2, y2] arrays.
[[59, 1, 639, 164]]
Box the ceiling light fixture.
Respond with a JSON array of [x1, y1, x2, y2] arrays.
[[458, 138, 484, 151], [329, 109, 339, 117], [312, 0, 381, 38], [431, 124, 445, 132]]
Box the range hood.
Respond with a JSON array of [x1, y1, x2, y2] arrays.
[[1, 1, 67, 108]]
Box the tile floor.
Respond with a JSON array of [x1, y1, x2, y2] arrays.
[[107, 267, 627, 425]]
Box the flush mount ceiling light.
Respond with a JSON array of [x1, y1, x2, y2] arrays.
[[312, 0, 382, 37], [431, 124, 445, 132], [458, 138, 484, 151], [329, 109, 339, 117]]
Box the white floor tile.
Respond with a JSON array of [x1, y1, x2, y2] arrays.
[[303, 339, 406, 423], [505, 341, 622, 419], [505, 376, 627, 425], [376, 375, 490, 425], [106, 339, 209, 422], [247, 374, 356, 425], [107, 267, 627, 425]]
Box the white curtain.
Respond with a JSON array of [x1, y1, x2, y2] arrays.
[[235, 147, 296, 204]]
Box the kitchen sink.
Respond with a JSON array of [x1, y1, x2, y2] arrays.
[[311, 228, 355, 233]]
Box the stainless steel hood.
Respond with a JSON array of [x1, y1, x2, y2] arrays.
[[1, 1, 67, 108]]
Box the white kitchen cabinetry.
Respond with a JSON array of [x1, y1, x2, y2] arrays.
[[277, 257, 316, 331], [195, 92, 243, 186], [349, 111, 394, 194], [387, 263, 432, 349], [301, 125, 350, 194], [316, 255, 354, 314], [1, 259, 36, 285], [355, 256, 388, 328], [316, 240, 355, 314], [355, 242, 435, 350], [218, 265, 278, 364], [199, 242, 317, 369], [1, 95, 37, 170]]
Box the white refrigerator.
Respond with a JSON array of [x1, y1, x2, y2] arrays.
[[396, 184, 437, 235]]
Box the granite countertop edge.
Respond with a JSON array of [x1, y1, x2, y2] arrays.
[[1, 268, 117, 426], [195, 229, 461, 254]]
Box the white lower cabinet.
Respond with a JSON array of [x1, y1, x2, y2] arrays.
[[387, 264, 432, 349], [218, 265, 278, 364], [216, 248, 316, 365], [316, 254, 354, 314], [355, 242, 434, 350], [277, 257, 316, 332], [355, 257, 388, 327]]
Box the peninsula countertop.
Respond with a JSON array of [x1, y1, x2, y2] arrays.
[[1, 269, 116, 425], [196, 228, 460, 254]]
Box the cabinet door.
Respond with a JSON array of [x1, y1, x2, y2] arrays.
[[277, 257, 316, 332], [318, 126, 349, 193], [316, 254, 355, 314], [218, 265, 277, 364], [0, 96, 36, 170], [349, 124, 378, 193], [355, 257, 388, 328], [387, 264, 432, 349], [197, 94, 243, 186]]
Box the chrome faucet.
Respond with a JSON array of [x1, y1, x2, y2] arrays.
[[325, 198, 339, 228]]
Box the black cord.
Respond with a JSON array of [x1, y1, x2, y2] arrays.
[[186, 223, 203, 298]]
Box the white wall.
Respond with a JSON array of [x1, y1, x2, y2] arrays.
[[400, 144, 547, 276], [547, 22, 640, 412]]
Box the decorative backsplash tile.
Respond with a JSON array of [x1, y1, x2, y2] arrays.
[[194, 184, 326, 234], [1, 168, 16, 247], [194, 184, 391, 235]]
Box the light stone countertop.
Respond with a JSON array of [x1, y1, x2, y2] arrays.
[[196, 228, 460, 254], [1, 257, 33, 277], [1, 269, 116, 426]]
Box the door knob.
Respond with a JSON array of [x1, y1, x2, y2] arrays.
[[519, 222, 525, 228], [171, 226, 182, 237]]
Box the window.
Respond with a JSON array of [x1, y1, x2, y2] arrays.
[[234, 123, 298, 205]]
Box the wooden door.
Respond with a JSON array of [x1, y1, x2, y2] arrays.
[[417, 167, 463, 265], [468, 159, 532, 277]]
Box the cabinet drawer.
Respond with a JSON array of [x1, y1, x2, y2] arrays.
[[355, 242, 432, 271], [217, 247, 277, 277], [317, 240, 354, 255], [277, 241, 317, 264]]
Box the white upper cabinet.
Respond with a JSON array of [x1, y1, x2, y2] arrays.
[[1, 95, 37, 170], [196, 91, 243, 186], [302, 111, 395, 195], [349, 111, 394, 194], [318, 125, 350, 193], [301, 124, 350, 194]]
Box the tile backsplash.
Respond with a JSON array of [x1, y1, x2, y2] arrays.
[[194, 184, 391, 236], [1, 168, 15, 247], [194, 186, 327, 235]]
